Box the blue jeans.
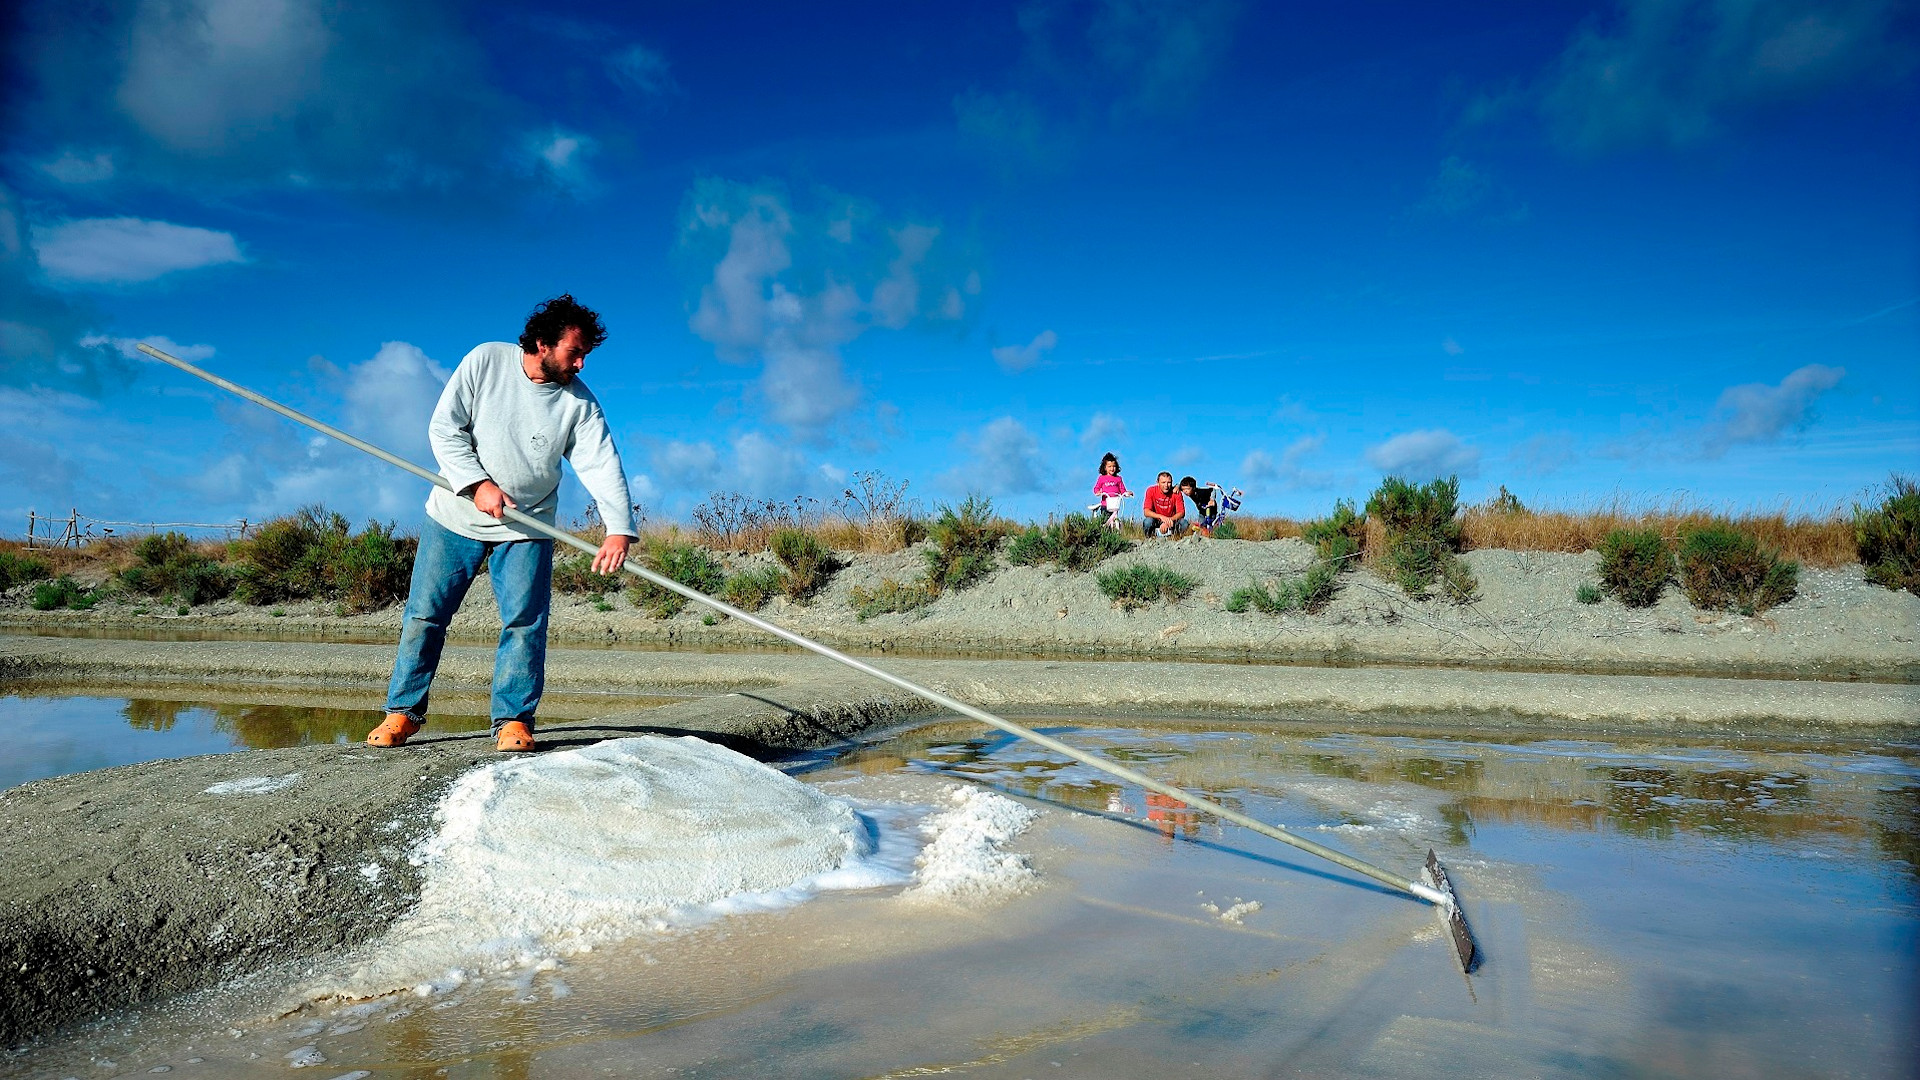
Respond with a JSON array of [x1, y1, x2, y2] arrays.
[[385, 517, 554, 734]]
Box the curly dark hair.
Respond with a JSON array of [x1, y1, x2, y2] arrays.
[[1099, 452, 1121, 475], [519, 293, 608, 353]]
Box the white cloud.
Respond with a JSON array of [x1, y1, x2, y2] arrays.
[[957, 416, 1050, 495], [992, 329, 1059, 374], [731, 431, 807, 496], [31, 217, 244, 284], [15, 0, 531, 196], [1539, 0, 1908, 152], [1170, 444, 1204, 467], [1442, 336, 1464, 356], [607, 43, 676, 97], [531, 128, 596, 191], [1365, 429, 1482, 480], [1081, 410, 1128, 450], [653, 440, 723, 488], [683, 180, 976, 434], [627, 473, 659, 505], [1707, 363, 1844, 454], [38, 150, 115, 184], [1241, 435, 1336, 492], [77, 334, 215, 364]]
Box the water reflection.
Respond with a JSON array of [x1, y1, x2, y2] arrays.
[[839, 719, 1920, 880], [119, 698, 490, 748]]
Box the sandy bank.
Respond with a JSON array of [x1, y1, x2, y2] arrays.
[[6, 540, 1917, 680]]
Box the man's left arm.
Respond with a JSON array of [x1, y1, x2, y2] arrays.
[[565, 404, 636, 574]]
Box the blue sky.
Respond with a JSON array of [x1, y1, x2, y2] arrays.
[[2, 0, 1915, 534]]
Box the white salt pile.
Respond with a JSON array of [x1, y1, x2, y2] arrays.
[[903, 785, 1040, 903], [302, 737, 1040, 1004]]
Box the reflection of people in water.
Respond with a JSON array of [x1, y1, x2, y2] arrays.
[[1145, 792, 1199, 841]]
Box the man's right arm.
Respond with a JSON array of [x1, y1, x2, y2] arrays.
[[427, 357, 490, 496]]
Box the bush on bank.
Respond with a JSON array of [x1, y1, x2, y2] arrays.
[[1097, 565, 1196, 609], [1007, 513, 1132, 572], [119, 532, 234, 606], [1677, 524, 1798, 615], [1364, 477, 1477, 603], [233, 509, 414, 613], [1855, 476, 1919, 596], [626, 541, 727, 619], [0, 550, 52, 591], [1596, 528, 1671, 607]]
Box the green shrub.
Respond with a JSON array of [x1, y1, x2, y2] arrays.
[[552, 553, 622, 597], [233, 507, 415, 611], [1007, 513, 1132, 572], [31, 576, 100, 611], [1302, 500, 1366, 567], [1365, 477, 1464, 599], [1576, 583, 1603, 605], [1440, 555, 1480, 604], [850, 578, 935, 620], [1096, 565, 1197, 609], [1677, 524, 1799, 615], [1855, 475, 1920, 596], [119, 531, 234, 605], [770, 528, 841, 602], [1226, 563, 1339, 615], [1212, 519, 1238, 540], [721, 565, 787, 612], [328, 522, 414, 613], [923, 496, 1009, 593], [0, 550, 52, 591], [1596, 527, 1671, 607], [627, 541, 727, 618]]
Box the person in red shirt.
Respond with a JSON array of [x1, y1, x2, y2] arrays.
[[1141, 471, 1187, 537]]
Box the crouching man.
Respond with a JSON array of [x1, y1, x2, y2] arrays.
[[367, 294, 636, 753]]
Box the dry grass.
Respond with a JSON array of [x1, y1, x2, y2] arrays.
[[1220, 516, 1306, 541], [1459, 499, 1854, 567], [0, 536, 231, 583]]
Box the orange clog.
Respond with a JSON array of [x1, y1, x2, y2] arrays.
[[496, 720, 536, 753], [366, 712, 422, 748]]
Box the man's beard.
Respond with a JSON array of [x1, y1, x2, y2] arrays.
[[541, 356, 575, 385]]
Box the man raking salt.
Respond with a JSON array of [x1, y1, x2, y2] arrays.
[[366, 294, 636, 754]]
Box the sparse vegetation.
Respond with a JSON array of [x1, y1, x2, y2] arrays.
[[770, 528, 841, 602], [119, 532, 234, 606], [1855, 476, 1919, 596], [720, 565, 787, 612], [31, 575, 100, 611], [0, 550, 52, 591], [690, 491, 822, 551], [626, 541, 727, 618], [923, 496, 1011, 593], [233, 508, 415, 612], [1006, 513, 1132, 571], [1365, 476, 1475, 602], [1576, 583, 1603, 605], [850, 578, 935, 620], [1301, 501, 1366, 567], [552, 553, 622, 597], [832, 470, 927, 553], [1096, 565, 1197, 609], [1677, 524, 1799, 615], [1459, 498, 1853, 567], [1226, 563, 1339, 614], [1211, 519, 1238, 540], [1597, 527, 1671, 607]]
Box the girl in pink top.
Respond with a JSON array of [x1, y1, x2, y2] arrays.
[[1091, 452, 1132, 527]]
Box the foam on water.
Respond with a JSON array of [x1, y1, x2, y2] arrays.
[[300, 736, 1038, 1005]]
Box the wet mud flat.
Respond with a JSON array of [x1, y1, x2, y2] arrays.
[[9, 716, 1917, 1079]]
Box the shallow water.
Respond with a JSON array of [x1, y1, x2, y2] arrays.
[[0, 690, 683, 791], [12, 716, 1920, 1079]]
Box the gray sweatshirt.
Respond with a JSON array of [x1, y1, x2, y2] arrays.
[[424, 341, 635, 542]]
